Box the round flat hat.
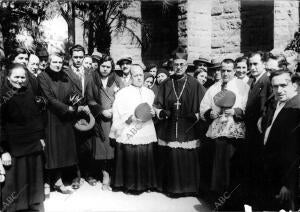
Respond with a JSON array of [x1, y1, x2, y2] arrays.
[[74, 112, 95, 131], [134, 102, 152, 122], [213, 90, 236, 108]]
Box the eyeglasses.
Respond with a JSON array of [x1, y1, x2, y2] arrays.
[[221, 69, 233, 73]]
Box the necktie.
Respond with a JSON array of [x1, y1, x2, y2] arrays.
[[221, 82, 227, 91], [250, 77, 256, 89]]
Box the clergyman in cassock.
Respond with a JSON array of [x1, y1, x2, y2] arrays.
[[200, 59, 249, 209], [154, 48, 206, 196], [109, 64, 157, 193]]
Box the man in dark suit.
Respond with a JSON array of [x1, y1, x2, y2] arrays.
[[67, 45, 94, 189], [257, 69, 300, 210], [245, 51, 272, 204]]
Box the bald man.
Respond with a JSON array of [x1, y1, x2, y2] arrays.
[[110, 64, 157, 193]]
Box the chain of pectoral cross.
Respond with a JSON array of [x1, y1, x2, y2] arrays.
[[171, 76, 188, 111]]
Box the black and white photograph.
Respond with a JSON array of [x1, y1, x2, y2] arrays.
[[1, 0, 300, 211]]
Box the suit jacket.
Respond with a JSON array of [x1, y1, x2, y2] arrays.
[[262, 94, 300, 194], [246, 72, 272, 126], [66, 67, 91, 99]]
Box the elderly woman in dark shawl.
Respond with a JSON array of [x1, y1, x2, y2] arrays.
[[1, 63, 45, 211]]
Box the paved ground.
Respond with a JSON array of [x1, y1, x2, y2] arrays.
[[44, 181, 209, 212]]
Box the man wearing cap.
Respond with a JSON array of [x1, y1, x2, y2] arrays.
[[109, 64, 157, 193], [91, 50, 102, 72], [204, 59, 222, 88], [116, 56, 133, 88], [154, 47, 206, 196], [36, 47, 49, 72], [193, 56, 212, 72], [200, 59, 249, 209]]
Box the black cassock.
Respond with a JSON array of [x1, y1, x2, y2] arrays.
[[155, 74, 205, 142], [154, 74, 206, 195]]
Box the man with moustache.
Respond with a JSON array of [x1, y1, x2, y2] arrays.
[[116, 56, 133, 88], [154, 47, 206, 196]]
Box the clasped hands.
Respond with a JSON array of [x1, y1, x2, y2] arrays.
[[210, 108, 235, 119]]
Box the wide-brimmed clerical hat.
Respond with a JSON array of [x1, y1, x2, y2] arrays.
[[193, 56, 212, 66], [209, 59, 222, 70], [134, 102, 152, 122], [213, 90, 236, 108]]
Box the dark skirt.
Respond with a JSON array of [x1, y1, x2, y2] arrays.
[[112, 142, 157, 192], [45, 112, 78, 169], [156, 145, 201, 195], [1, 152, 44, 212]]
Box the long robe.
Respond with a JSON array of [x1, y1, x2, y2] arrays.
[[109, 85, 157, 192], [155, 74, 205, 144], [38, 68, 78, 169], [154, 74, 206, 195]]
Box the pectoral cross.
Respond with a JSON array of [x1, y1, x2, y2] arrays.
[[174, 100, 181, 110]]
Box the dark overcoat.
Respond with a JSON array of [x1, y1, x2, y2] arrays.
[[38, 68, 78, 169]]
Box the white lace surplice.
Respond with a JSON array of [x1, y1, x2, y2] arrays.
[[200, 78, 250, 139]]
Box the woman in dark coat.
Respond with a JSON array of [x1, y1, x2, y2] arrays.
[[38, 53, 79, 194], [87, 55, 121, 190], [1, 63, 45, 211]]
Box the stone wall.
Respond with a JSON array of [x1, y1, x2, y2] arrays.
[[211, 0, 241, 60], [178, 0, 212, 63], [274, 0, 299, 51], [72, 0, 300, 65]]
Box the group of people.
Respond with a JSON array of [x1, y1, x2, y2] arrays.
[[0, 44, 300, 211]]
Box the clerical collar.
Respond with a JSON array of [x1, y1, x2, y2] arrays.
[[171, 74, 186, 80]]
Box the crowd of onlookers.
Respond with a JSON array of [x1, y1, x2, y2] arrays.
[[0, 44, 300, 212]]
